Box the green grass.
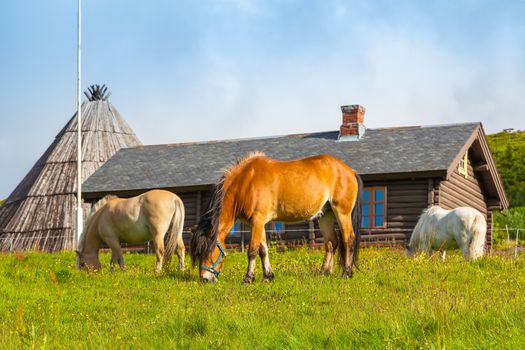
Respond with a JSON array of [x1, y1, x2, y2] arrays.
[[1, 248, 525, 349]]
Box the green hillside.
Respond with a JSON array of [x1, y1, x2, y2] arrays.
[[0, 199, 4, 206], [487, 129, 525, 206], [487, 129, 525, 235]]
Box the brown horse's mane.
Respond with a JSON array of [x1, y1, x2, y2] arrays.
[[190, 151, 266, 263], [77, 194, 118, 252]]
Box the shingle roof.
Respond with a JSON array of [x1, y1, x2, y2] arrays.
[[83, 122, 480, 195]]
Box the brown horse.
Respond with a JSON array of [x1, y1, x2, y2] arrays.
[[191, 152, 362, 283], [76, 189, 186, 273]]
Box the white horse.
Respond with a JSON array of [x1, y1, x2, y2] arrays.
[[407, 206, 487, 261]]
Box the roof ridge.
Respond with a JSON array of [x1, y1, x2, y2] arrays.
[[131, 133, 313, 149], [132, 122, 481, 149], [369, 121, 480, 131]]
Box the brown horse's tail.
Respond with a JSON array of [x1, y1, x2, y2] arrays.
[[351, 173, 363, 269], [164, 197, 185, 268]]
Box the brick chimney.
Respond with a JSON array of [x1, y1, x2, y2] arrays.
[[338, 104, 366, 141]]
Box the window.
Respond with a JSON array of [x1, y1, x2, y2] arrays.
[[458, 152, 468, 178], [267, 221, 285, 241], [229, 221, 240, 236], [361, 187, 386, 228], [273, 222, 284, 233]]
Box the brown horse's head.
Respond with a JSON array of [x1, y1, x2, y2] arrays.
[[199, 243, 227, 283], [190, 183, 230, 283], [190, 214, 227, 282]]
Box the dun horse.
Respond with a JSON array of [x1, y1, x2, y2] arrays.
[[407, 206, 487, 261], [76, 189, 186, 272], [191, 152, 363, 283]]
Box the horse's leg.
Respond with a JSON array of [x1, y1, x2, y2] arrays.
[[318, 211, 337, 275], [441, 250, 446, 261], [455, 229, 474, 261], [110, 251, 118, 273], [176, 233, 185, 271], [244, 219, 264, 284], [333, 211, 355, 278], [259, 230, 274, 282], [153, 234, 165, 273], [103, 237, 125, 271]]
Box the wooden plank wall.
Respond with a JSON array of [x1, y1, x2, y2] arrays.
[[360, 179, 430, 246], [92, 178, 443, 252], [175, 180, 432, 250], [82, 177, 438, 252], [177, 192, 199, 228], [183, 180, 431, 249], [439, 151, 490, 244]]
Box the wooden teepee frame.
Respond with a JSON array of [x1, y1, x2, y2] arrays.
[[0, 85, 141, 251]]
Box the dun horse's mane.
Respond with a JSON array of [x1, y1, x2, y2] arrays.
[[77, 195, 118, 252], [190, 151, 266, 263]]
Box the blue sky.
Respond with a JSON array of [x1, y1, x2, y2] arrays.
[[1, 0, 524, 198]]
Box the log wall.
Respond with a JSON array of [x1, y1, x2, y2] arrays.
[[88, 167, 494, 251], [177, 179, 431, 249], [359, 179, 430, 246]]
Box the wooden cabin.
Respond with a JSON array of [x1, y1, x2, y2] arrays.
[[82, 105, 508, 249]]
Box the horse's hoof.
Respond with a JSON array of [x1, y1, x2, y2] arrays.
[[320, 268, 332, 276], [342, 269, 353, 278], [263, 272, 274, 282], [243, 274, 256, 284]]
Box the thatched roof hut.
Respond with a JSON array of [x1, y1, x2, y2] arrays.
[[0, 85, 141, 251]]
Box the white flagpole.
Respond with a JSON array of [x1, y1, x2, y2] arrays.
[[75, 0, 83, 248]]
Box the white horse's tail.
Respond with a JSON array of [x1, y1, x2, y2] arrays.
[[164, 197, 185, 267], [468, 213, 487, 260]]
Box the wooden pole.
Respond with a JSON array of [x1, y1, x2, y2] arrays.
[[515, 229, 520, 259], [506, 225, 510, 242], [308, 220, 315, 248], [75, 0, 83, 248]]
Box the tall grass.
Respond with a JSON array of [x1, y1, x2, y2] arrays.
[[1, 248, 524, 349]]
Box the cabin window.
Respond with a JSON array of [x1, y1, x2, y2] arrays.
[[361, 187, 387, 228], [267, 221, 285, 241], [458, 152, 468, 178], [273, 221, 284, 233], [229, 221, 240, 236]]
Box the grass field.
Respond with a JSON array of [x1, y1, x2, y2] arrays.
[[1, 248, 525, 349]]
